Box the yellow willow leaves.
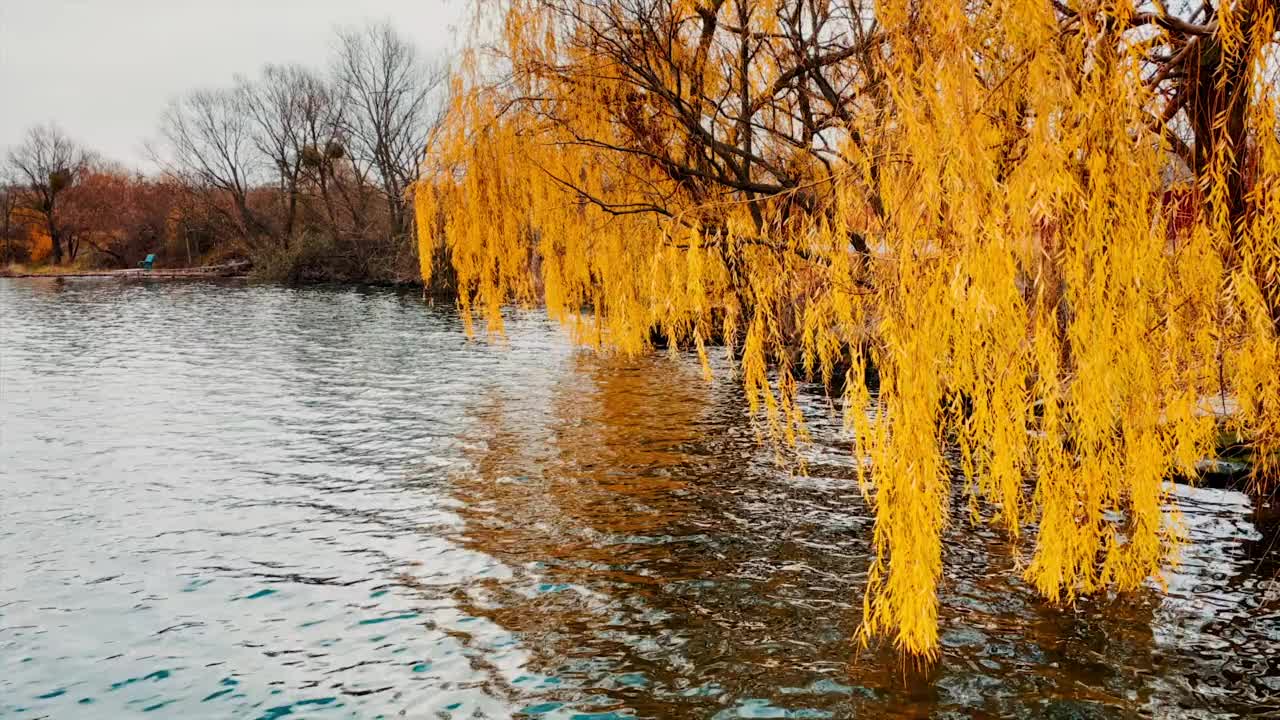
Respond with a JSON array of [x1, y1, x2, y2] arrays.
[[416, 0, 1280, 661], [1231, 6, 1280, 485]]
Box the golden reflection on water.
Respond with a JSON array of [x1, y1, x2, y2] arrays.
[[433, 346, 1280, 717], [445, 352, 875, 711]]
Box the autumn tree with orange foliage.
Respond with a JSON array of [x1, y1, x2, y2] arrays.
[[0, 144, 193, 270], [418, 0, 1280, 659], [59, 167, 182, 266], [3, 23, 446, 281], [6, 123, 91, 265]]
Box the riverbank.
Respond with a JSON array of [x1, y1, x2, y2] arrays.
[[1, 261, 461, 298], [0, 260, 251, 280]]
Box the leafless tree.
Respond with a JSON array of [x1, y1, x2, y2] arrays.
[[157, 88, 262, 241], [294, 71, 360, 236], [6, 123, 90, 265], [333, 22, 448, 241], [242, 64, 335, 243], [0, 168, 19, 265]]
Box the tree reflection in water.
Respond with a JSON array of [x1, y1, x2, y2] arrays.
[[398, 347, 1278, 718]]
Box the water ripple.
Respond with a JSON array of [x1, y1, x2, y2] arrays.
[[1, 277, 1277, 718]]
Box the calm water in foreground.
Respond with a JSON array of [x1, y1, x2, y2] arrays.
[[1, 278, 1278, 719]]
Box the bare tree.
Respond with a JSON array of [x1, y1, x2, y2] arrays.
[[6, 123, 90, 265], [0, 169, 18, 265], [333, 22, 447, 241], [295, 72, 356, 235], [157, 88, 262, 241], [241, 65, 323, 243]]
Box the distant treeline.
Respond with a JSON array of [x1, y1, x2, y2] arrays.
[[1, 22, 452, 288]]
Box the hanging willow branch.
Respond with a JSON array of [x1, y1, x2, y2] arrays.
[[417, 0, 1280, 660]]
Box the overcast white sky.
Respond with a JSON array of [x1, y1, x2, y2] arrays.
[[0, 0, 466, 168]]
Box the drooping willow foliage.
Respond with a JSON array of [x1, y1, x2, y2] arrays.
[[416, 0, 1280, 659]]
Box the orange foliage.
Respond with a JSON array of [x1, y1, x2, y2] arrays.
[[10, 207, 52, 264], [26, 227, 52, 264]]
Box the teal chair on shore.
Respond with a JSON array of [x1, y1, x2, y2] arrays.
[[139, 254, 155, 271]]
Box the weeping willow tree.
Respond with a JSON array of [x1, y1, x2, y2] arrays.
[[416, 0, 1280, 660]]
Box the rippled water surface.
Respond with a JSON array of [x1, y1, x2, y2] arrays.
[[2, 278, 1279, 719]]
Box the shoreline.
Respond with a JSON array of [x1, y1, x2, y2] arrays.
[[0, 270, 1271, 495], [1, 260, 251, 280], [0, 262, 445, 292]]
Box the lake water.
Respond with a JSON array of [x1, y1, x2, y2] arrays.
[[1, 277, 1277, 719]]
